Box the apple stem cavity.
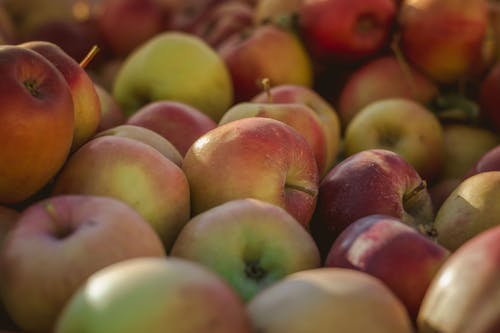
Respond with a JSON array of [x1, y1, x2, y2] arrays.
[[244, 260, 266, 282], [23, 79, 41, 98], [259, 77, 273, 103], [79, 45, 100, 69], [403, 180, 427, 204]]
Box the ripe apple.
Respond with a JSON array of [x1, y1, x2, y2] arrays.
[[113, 31, 233, 121], [246, 267, 414, 333], [182, 117, 319, 227], [94, 84, 126, 132], [434, 171, 500, 251], [217, 24, 313, 103], [171, 198, 320, 301], [0, 45, 74, 205], [126, 100, 217, 156], [478, 60, 500, 131], [337, 55, 439, 128], [55, 257, 252, 333], [0, 194, 166, 333], [418, 224, 500, 333], [465, 145, 500, 178], [344, 98, 444, 182], [325, 214, 450, 320], [310, 149, 435, 257], [298, 0, 397, 63], [51, 135, 190, 251]]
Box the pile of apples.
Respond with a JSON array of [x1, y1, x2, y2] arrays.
[[0, 0, 500, 332]]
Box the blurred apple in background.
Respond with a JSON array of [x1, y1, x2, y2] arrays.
[[247, 268, 414, 333], [55, 257, 252, 333], [171, 199, 320, 301], [127, 101, 217, 156], [479, 60, 500, 131], [465, 145, 500, 178], [325, 214, 449, 320], [182, 117, 319, 227], [0, 46, 74, 205], [418, 224, 500, 333], [344, 98, 444, 182], [217, 24, 313, 103], [0, 5, 16, 44], [254, 0, 303, 24], [0, 195, 166, 333], [94, 84, 126, 132]]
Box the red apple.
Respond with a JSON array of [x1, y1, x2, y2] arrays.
[[479, 60, 500, 131], [465, 145, 500, 178]]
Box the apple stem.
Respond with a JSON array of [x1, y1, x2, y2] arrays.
[[390, 33, 419, 100], [260, 78, 273, 103], [403, 180, 427, 203], [44, 202, 58, 220], [79, 45, 100, 69]]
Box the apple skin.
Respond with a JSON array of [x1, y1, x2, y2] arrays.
[[126, 100, 217, 156], [171, 198, 321, 301], [55, 257, 252, 333], [21, 41, 102, 151], [465, 145, 500, 178], [0, 45, 74, 205], [325, 214, 450, 321], [246, 267, 414, 333], [251, 84, 342, 174], [182, 117, 319, 228], [113, 31, 233, 121], [217, 24, 313, 103], [310, 149, 435, 257], [219, 102, 329, 176], [344, 98, 444, 182], [51, 135, 190, 251], [399, 0, 489, 83], [338, 55, 439, 128], [434, 171, 500, 252], [417, 224, 500, 333], [0, 195, 166, 333], [298, 0, 397, 63], [94, 84, 126, 132], [479, 61, 500, 131]]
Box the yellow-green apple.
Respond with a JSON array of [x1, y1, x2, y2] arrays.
[[55, 257, 252, 333], [246, 267, 414, 333], [113, 31, 233, 121], [310, 149, 434, 257], [399, 0, 489, 83], [344, 98, 444, 182], [254, 0, 303, 24], [337, 55, 439, 128], [0, 45, 74, 205], [251, 84, 342, 174], [126, 100, 217, 156], [434, 171, 500, 251], [217, 24, 313, 103], [171, 198, 320, 301], [51, 135, 190, 251], [479, 61, 500, 131], [219, 102, 329, 176], [0, 194, 166, 333], [418, 224, 500, 333], [182, 117, 319, 227], [465, 145, 500, 178], [94, 84, 126, 132], [21, 41, 101, 151], [325, 214, 450, 321], [298, 0, 397, 63]]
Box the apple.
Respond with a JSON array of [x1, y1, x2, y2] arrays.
[[298, 0, 397, 63], [344, 98, 444, 182], [55, 257, 252, 333], [398, 0, 489, 83], [0, 194, 166, 333], [126, 100, 217, 156], [51, 135, 190, 251], [219, 101, 329, 176], [246, 267, 414, 333], [0, 45, 74, 205], [94, 83, 126, 132], [254, 0, 303, 24], [417, 224, 500, 333], [465, 145, 500, 178], [434, 171, 500, 251], [217, 24, 313, 103], [310, 149, 435, 257], [479, 60, 500, 131], [182, 117, 319, 227], [112, 31, 233, 121], [21, 41, 101, 151], [337, 55, 439, 128], [325, 214, 450, 320], [171, 198, 320, 301]]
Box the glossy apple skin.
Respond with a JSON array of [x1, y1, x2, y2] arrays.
[[465, 145, 500, 178], [0, 45, 74, 205], [95, 84, 126, 132], [310, 149, 434, 257], [0, 195, 166, 333], [182, 117, 319, 227], [479, 61, 500, 131], [418, 224, 500, 333], [52, 136, 190, 251], [325, 214, 449, 320], [127, 100, 217, 156]]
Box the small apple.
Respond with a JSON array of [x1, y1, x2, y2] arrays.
[[465, 145, 500, 178], [94, 83, 126, 132]]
